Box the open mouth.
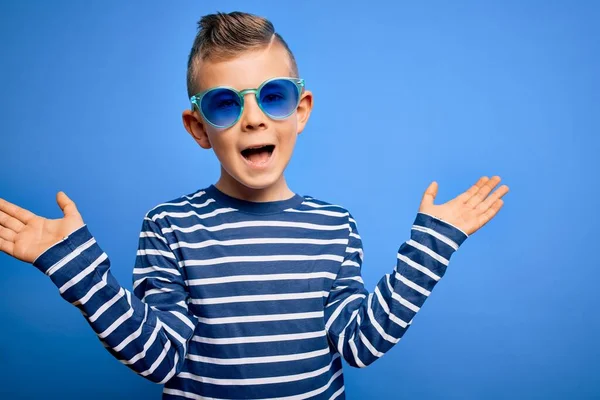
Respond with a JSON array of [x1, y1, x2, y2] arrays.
[[241, 144, 275, 166]]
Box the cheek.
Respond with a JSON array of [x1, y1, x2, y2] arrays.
[[207, 132, 238, 162]]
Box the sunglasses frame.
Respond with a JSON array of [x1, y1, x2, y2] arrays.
[[190, 77, 305, 129]]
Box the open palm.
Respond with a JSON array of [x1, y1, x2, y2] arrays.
[[0, 191, 84, 264], [419, 176, 509, 236]]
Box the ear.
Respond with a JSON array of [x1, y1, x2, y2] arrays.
[[295, 90, 313, 135], [182, 109, 212, 149]]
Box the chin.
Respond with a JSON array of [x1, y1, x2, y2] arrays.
[[235, 171, 284, 190]]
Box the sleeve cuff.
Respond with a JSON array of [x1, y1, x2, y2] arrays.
[[415, 212, 469, 248], [32, 224, 93, 275]]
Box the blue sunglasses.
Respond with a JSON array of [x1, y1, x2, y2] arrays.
[[190, 77, 305, 129]]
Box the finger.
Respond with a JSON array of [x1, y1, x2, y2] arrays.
[[0, 197, 36, 225], [0, 237, 14, 257], [57, 191, 80, 217], [0, 209, 24, 233], [475, 185, 509, 214], [419, 181, 438, 209], [466, 176, 501, 208], [477, 199, 504, 228], [455, 176, 489, 203], [0, 225, 16, 242]]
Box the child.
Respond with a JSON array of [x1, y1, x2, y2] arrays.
[[0, 11, 508, 400]]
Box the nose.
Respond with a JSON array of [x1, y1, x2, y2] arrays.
[[239, 92, 267, 131]]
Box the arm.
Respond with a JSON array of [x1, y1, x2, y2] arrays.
[[33, 217, 196, 384], [324, 212, 468, 367], [0, 192, 200, 382], [31, 215, 197, 383], [324, 176, 508, 367]]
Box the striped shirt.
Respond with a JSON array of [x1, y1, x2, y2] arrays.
[[33, 184, 468, 399]]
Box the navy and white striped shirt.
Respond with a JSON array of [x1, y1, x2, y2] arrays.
[[33, 184, 468, 399]]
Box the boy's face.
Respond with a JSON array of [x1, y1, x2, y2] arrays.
[[182, 41, 313, 196]]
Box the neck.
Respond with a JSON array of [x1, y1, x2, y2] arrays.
[[215, 168, 295, 202]]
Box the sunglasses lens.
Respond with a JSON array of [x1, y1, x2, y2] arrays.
[[201, 88, 241, 127], [259, 79, 300, 119]]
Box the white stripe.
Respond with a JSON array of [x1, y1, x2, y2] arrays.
[[407, 239, 449, 266], [374, 285, 409, 328], [171, 237, 347, 250], [162, 321, 187, 347], [124, 319, 162, 365], [366, 295, 400, 344], [285, 208, 348, 217], [187, 347, 329, 365], [336, 308, 360, 357], [329, 385, 345, 400], [114, 306, 148, 352], [385, 274, 420, 313], [168, 310, 195, 331], [192, 330, 326, 345], [139, 231, 168, 245], [140, 339, 172, 376], [337, 276, 364, 284], [348, 334, 366, 368], [142, 288, 174, 301], [137, 249, 176, 260], [162, 220, 349, 234], [412, 222, 460, 250], [177, 353, 339, 387], [359, 330, 384, 358], [190, 291, 329, 305], [133, 276, 174, 291], [395, 271, 431, 296], [330, 286, 348, 292], [47, 237, 96, 276], [151, 207, 236, 222], [98, 291, 134, 339], [133, 265, 181, 276], [397, 253, 441, 281], [183, 190, 208, 201], [325, 293, 365, 330], [165, 356, 342, 399], [89, 288, 125, 323], [59, 252, 107, 293], [345, 246, 363, 259], [326, 298, 342, 308], [149, 192, 211, 212], [197, 311, 323, 325], [341, 259, 360, 268], [256, 361, 342, 400], [159, 352, 179, 385], [186, 271, 336, 286], [302, 201, 343, 209], [182, 254, 343, 267], [73, 269, 109, 306]]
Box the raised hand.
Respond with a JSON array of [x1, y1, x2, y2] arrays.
[[419, 176, 509, 236], [0, 192, 85, 264]]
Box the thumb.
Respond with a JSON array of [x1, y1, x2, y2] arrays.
[[56, 191, 80, 218], [419, 181, 438, 210]]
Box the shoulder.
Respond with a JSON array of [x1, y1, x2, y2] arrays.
[[144, 187, 213, 222], [297, 194, 350, 214], [296, 194, 357, 229]]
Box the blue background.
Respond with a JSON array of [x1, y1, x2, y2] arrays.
[[1, 1, 599, 399]]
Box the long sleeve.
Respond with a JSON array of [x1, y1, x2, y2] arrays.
[[323, 211, 469, 368], [32, 215, 198, 383]]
